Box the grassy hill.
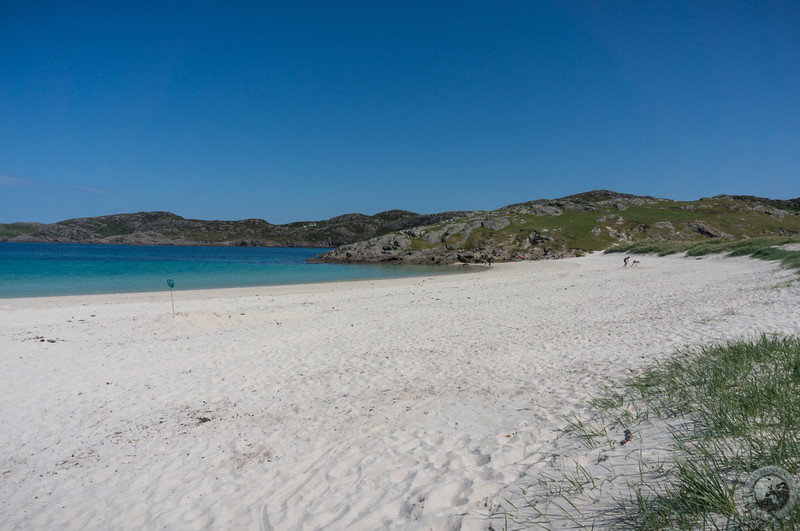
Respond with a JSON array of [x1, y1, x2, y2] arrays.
[[0, 209, 476, 248], [316, 191, 800, 263], [3, 191, 799, 263]]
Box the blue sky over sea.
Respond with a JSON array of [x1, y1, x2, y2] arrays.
[[1, 1, 798, 224]]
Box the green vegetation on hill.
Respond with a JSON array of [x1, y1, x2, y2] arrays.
[[0, 209, 475, 248], [467, 197, 800, 255], [3, 191, 799, 264], [0, 223, 40, 239], [318, 191, 800, 264]]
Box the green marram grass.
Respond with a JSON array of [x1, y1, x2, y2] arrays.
[[606, 236, 800, 276], [493, 335, 800, 529], [616, 335, 800, 529]]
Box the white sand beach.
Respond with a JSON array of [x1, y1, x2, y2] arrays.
[[1, 252, 799, 530]]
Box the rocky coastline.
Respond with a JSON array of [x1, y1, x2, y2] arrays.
[[3, 190, 799, 265]]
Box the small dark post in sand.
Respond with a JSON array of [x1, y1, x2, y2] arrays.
[[167, 279, 175, 316]]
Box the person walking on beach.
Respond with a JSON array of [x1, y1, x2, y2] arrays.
[[623, 256, 630, 268]]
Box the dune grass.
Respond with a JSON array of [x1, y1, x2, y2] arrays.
[[616, 335, 800, 529], [605, 236, 800, 276], [492, 335, 800, 529]]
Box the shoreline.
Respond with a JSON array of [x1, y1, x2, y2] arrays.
[[0, 260, 503, 307], [2, 252, 798, 529], [0, 269, 489, 305], [1, 241, 482, 301]]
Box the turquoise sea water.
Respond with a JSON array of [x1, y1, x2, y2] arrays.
[[0, 243, 468, 298]]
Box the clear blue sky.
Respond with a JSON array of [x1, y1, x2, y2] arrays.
[[1, 1, 798, 224]]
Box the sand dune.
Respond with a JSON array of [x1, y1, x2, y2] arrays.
[[1, 252, 798, 529]]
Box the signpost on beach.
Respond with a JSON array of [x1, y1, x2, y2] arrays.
[[167, 279, 175, 316]]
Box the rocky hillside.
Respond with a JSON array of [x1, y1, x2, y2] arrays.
[[4, 191, 799, 264], [315, 191, 800, 264], [0, 210, 477, 248]]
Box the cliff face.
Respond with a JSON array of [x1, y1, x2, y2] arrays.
[[315, 191, 800, 264], [0, 210, 477, 248]]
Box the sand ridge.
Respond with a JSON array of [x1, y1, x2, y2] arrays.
[[1, 252, 798, 529]]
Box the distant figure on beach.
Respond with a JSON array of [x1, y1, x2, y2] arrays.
[[631, 260, 640, 268], [623, 256, 630, 268]]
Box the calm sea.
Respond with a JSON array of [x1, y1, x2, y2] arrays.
[[0, 242, 468, 298]]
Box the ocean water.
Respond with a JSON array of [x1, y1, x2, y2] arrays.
[[0, 243, 469, 298]]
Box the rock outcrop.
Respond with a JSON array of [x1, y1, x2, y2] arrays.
[[316, 191, 800, 264], [686, 221, 733, 239]]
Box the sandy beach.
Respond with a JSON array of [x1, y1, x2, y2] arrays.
[[1, 252, 799, 530]]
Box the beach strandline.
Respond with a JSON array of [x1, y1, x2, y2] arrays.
[[1, 252, 798, 529]]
